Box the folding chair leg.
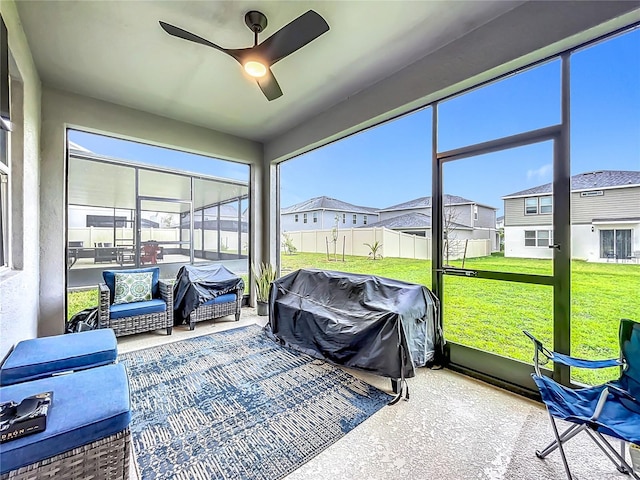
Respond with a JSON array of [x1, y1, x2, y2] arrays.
[[536, 423, 584, 458], [546, 412, 575, 480], [586, 430, 640, 480]]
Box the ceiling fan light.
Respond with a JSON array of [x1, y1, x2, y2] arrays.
[[244, 61, 267, 78]]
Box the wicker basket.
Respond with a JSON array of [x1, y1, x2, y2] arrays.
[[98, 279, 174, 337], [188, 285, 243, 330], [1, 428, 130, 480]]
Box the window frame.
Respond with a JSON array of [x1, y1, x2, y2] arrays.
[[599, 228, 632, 259], [525, 195, 553, 215], [524, 229, 553, 247], [303, 213, 307, 224], [312, 212, 318, 223], [352, 214, 357, 225], [539, 196, 553, 214], [342, 213, 346, 224]]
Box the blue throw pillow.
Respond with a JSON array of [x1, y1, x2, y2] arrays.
[[113, 272, 153, 305]]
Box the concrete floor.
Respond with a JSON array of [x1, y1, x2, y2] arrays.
[[119, 309, 636, 480]]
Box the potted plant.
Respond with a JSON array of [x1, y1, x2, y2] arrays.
[[251, 262, 277, 316]]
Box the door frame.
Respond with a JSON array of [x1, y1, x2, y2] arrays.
[[431, 56, 571, 393], [136, 195, 194, 266]]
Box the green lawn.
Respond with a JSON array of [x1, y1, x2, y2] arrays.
[[281, 252, 639, 385], [67, 254, 639, 385]]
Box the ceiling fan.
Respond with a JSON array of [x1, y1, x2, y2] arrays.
[[159, 10, 329, 101]]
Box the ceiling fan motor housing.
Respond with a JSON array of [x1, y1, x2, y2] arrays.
[[245, 11, 267, 33]]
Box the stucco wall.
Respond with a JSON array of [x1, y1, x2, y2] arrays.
[[0, 0, 42, 359], [504, 224, 640, 261], [39, 88, 263, 337]]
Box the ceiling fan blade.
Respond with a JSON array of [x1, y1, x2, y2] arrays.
[[159, 21, 237, 59], [257, 69, 283, 101], [253, 10, 329, 65]]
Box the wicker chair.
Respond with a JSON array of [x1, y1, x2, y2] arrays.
[[98, 267, 173, 337], [188, 284, 243, 331]]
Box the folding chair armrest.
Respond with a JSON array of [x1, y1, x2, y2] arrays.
[[550, 352, 621, 369]]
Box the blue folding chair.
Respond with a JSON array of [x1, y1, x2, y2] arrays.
[[524, 319, 640, 480]]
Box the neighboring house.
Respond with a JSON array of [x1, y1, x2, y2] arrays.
[[502, 170, 640, 261], [370, 194, 499, 251], [182, 203, 248, 233], [281, 196, 379, 231]]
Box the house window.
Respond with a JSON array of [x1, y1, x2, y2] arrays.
[[303, 213, 307, 224], [352, 214, 357, 224], [342, 213, 346, 224], [525, 198, 538, 215], [539, 196, 552, 214], [363, 215, 368, 225], [473, 205, 478, 221], [294, 214, 298, 222], [525, 196, 552, 215], [313, 212, 318, 223], [524, 230, 553, 247], [600, 229, 631, 259]]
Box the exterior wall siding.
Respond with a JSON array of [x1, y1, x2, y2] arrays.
[[571, 186, 640, 224], [477, 205, 496, 228], [450, 205, 472, 227], [504, 186, 640, 227], [504, 197, 553, 226]]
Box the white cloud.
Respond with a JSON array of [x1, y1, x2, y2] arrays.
[[527, 163, 552, 181]]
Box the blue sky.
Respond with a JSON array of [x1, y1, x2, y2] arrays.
[[70, 28, 639, 216]]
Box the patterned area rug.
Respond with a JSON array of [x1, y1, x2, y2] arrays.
[[119, 325, 391, 480]]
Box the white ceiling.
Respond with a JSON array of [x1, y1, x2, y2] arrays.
[[15, 0, 526, 142]]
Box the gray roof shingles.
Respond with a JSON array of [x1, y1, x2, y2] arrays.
[[503, 170, 640, 198], [362, 212, 470, 230], [281, 196, 379, 215], [379, 194, 491, 211]]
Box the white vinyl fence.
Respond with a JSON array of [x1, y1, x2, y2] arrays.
[[68, 227, 248, 253], [283, 227, 492, 261]]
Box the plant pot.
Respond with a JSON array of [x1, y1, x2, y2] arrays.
[[256, 301, 269, 316]]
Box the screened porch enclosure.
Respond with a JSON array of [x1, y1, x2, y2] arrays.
[[66, 148, 249, 288]]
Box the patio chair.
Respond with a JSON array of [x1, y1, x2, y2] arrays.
[[98, 267, 173, 337], [140, 243, 158, 264], [524, 320, 640, 480]]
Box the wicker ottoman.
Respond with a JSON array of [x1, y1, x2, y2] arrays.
[[0, 364, 131, 480], [0, 330, 117, 386]]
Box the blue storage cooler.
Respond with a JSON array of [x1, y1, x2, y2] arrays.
[[0, 329, 118, 386]]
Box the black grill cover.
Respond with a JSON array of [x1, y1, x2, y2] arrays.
[[173, 264, 244, 324], [267, 268, 442, 379]]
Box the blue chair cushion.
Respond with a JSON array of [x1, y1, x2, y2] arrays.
[[0, 330, 118, 386], [103, 267, 160, 303], [202, 293, 237, 306], [0, 363, 131, 474], [109, 298, 166, 320]]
